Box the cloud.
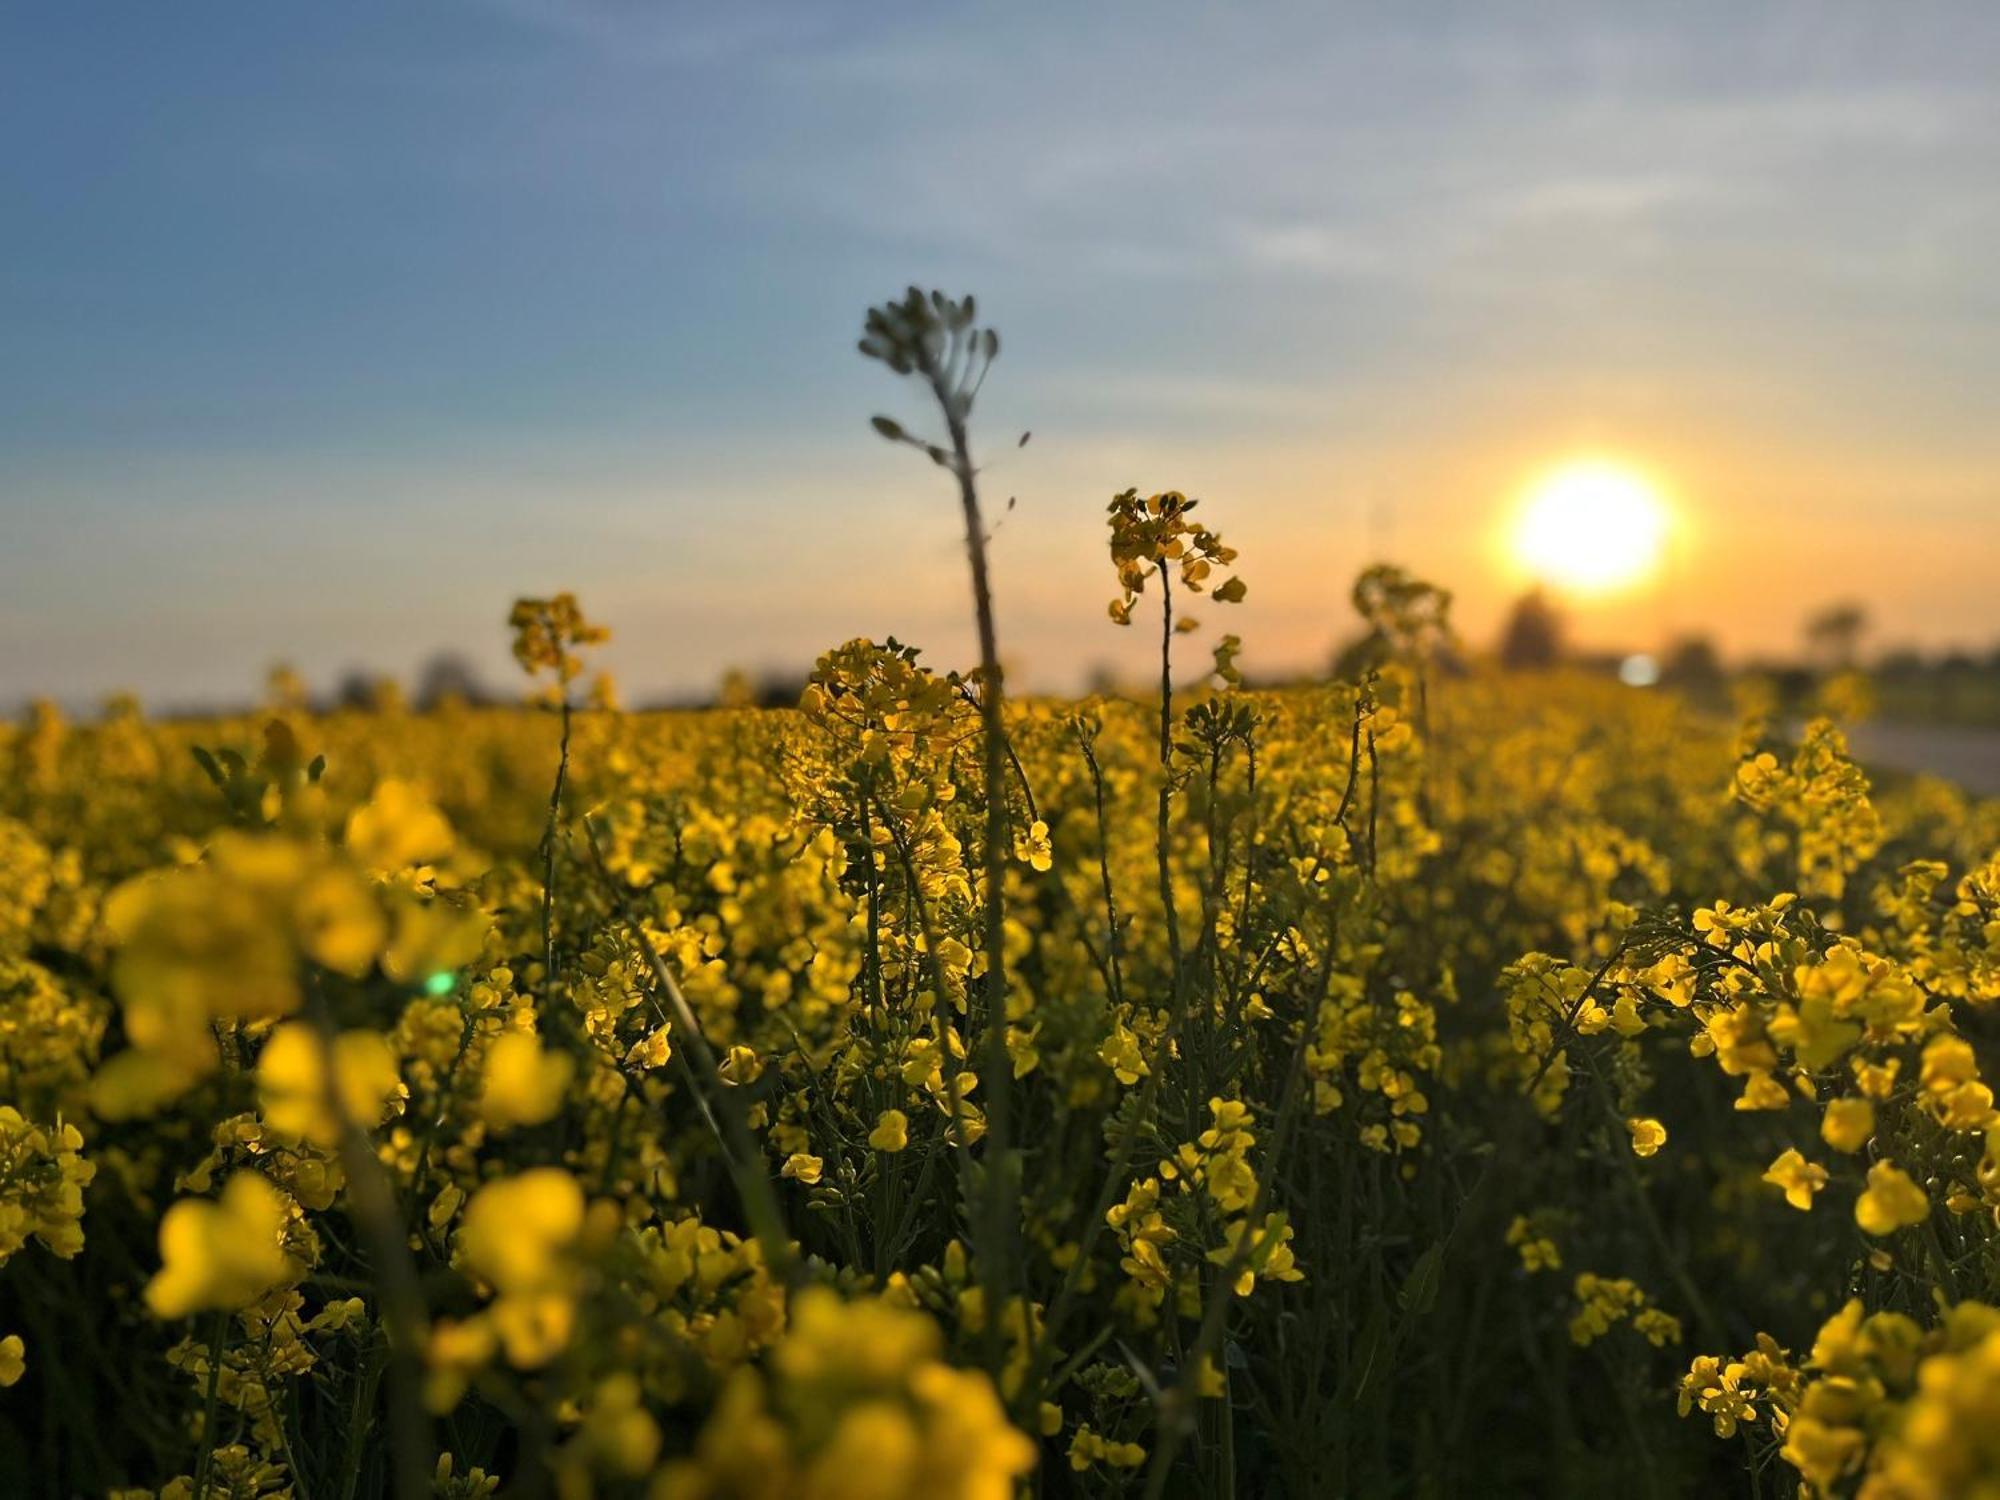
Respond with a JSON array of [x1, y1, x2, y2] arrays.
[[1498, 174, 1706, 225], [1227, 221, 1393, 278]]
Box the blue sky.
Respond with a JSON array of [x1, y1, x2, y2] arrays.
[[5, 2, 1998, 705]]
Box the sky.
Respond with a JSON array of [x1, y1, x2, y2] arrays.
[[4, 1, 1998, 707]]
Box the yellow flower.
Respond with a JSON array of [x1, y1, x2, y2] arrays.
[[1763, 1148, 1828, 1211], [782, 1154, 824, 1186], [805, 1400, 920, 1495], [1781, 1416, 1866, 1492], [97, 836, 315, 1112], [1633, 1308, 1683, 1347], [668, 1282, 1033, 1495], [146, 1172, 298, 1319], [428, 1183, 465, 1232], [381, 892, 489, 985], [1921, 1034, 1979, 1097], [1820, 1097, 1875, 1154], [291, 864, 387, 977], [257, 1022, 405, 1148], [345, 779, 455, 870], [509, 593, 609, 680], [1853, 1056, 1900, 1100], [868, 1109, 910, 1153], [0, 1334, 22, 1388], [458, 1169, 586, 1368], [1866, 1323, 2000, 1498], [1768, 988, 1861, 1072], [0, 1109, 94, 1260], [1626, 1117, 1668, 1158], [1735, 1071, 1791, 1112], [1102, 488, 1242, 626], [1015, 819, 1053, 873], [426, 1317, 499, 1413], [1070, 1424, 1147, 1470], [460, 1169, 584, 1294], [568, 1373, 662, 1479], [1505, 1215, 1561, 1272], [478, 1031, 576, 1131], [719, 1045, 765, 1086], [1856, 1161, 1929, 1236], [1568, 1272, 1649, 1345]]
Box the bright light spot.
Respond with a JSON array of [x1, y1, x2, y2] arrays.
[[1619, 653, 1661, 688], [1512, 460, 1670, 595], [424, 971, 456, 997]]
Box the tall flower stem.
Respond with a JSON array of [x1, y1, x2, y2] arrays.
[[304, 985, 433, 1500], [540, 688, 572, 1003], [862, 290, 1018, 1373], [935, 370, 1020, 1366], [190, 1310, 227, 1500]]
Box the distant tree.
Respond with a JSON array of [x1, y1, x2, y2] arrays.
[[1084, 662, 1124, 697], [1661, 635, 1724, 693], [754, 674, 809, 709], [1805, 603, 1868, 671], [1330, 629, 1383, 680], [334, 671, 406, 713], [335, 669, 377, 711], [1873, 648, 1927, 681], [1497, 588, 1564, 670], [415, 652, 491, 711]]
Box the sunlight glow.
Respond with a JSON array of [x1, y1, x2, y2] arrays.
[[1511, 460, 1671, 595]]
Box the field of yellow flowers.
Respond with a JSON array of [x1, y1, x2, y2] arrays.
[[4, 294, 2000, 1498]]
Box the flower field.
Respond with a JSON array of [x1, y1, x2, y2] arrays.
[[4, 298, 2000, 1499]]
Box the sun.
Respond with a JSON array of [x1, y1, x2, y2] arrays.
[[1511, 459, 1671, 595]]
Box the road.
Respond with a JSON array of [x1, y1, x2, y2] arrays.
[[1847, 722, 2000, 797]]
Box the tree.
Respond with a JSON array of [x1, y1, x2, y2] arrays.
[[1661, 635, 1724, 693], [415, 652, 491, 711], [1805, 603, 1867, 672], [1497, 588, 1565, 670]]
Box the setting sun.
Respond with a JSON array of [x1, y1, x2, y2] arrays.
[[1512, 460, 1671, 595]]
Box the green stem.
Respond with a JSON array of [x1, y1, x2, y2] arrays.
[[1142, 998, 1316, 1500], [303, 985, 434, 1500], [937, 372, 1018, 1379], [540, 690, 573, 1002], [584, 820, 796, 1281], [191, 1310, 228, 1500], [337, 1332, 387, 1500]]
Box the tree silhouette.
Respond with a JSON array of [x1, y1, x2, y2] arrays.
[[1498, 588, 1565, 670], [1805, 603, 1868, 671]]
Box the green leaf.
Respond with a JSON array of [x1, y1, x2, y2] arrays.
[[1348, 1300, 1389, 1401], [190, 745, 225, 789], [1399, 1241, 1444, 1317]]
